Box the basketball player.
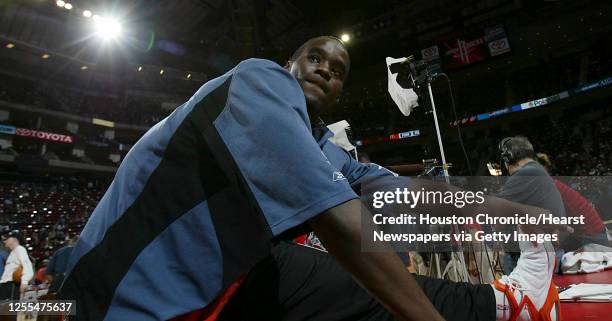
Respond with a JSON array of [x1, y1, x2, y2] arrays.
[[60, 36, 560, 321]]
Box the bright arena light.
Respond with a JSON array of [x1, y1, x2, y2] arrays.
[[64, 3, 73, 10], [56, 0, 65, 7], [92, 14, 100, 21], [83, 10, 92, 18], [96, 18, 123, 40], [340, 34, 350, 43]]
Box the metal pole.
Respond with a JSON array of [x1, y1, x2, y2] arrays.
[[426, 81, 470, 282], [427, 82, 450, 183]]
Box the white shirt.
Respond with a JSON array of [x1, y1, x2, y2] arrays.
[[0, 245, 34, 284]]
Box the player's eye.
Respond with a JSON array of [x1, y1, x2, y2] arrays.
[[308, 55, 320, 63]]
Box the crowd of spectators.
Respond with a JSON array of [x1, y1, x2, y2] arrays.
[[462, 103, 612, 178], [0, 176, 109, 267], [0, 75, 172, 127], [531, 115, 612, 177], [511, 55, 580, 102]]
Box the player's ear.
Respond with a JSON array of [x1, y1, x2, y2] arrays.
[[284, 60, 292, 71]]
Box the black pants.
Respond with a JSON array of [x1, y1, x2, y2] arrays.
[[0, 282, 19, 300], [217, 242, 495, 321]]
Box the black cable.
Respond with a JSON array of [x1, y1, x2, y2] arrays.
[[469, 244, 483, 284], [434, 73, 473, 176], [484, 243, 495, 282]]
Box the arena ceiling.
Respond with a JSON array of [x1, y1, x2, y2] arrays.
[[0, 0, 608, 77]]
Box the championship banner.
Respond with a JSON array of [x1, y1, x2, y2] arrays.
[[421, 25, 511, 70], [14, 128, 74, 144]]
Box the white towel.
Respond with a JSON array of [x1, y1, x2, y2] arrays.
[[326, 120, 355, 152], [559, 283, 612, 302], [386, 57, 419, 116], [561, 243, 612, 274]]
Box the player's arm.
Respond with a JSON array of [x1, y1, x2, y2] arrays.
[[310, 199, 445, 321]]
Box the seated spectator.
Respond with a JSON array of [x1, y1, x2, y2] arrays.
[[537, 153, 609, 250], [45, 236, 77, 293]]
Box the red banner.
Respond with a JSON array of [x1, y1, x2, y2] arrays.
[[15, 128, 74, 144]]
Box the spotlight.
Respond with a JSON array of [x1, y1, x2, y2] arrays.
[[41, 53, 50, 59], [92, 14, 100, 21], [159, 69, 164, 75], [137, 65, 143, 71], [81, 65, 88, 70], [83, 10, 92, 18], [340, 34, 350, 43], [95, 17, 122, 40], [56, 0, 65, 7], [5, 43, 14, 49], [186, 73, 191, 79], [65, 3, 73, 10]]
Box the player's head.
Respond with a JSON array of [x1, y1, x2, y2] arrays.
[[285, 36, 350, 117], [498, 136, 535, 170], [3, 236, 19, 250], [536, 152, 552, 172]]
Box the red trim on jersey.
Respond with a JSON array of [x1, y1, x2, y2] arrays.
[[294, 234, 307, 245], [170, 275, 246, 321]]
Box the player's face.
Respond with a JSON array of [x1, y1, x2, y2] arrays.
[[287, 38, 349, 116]]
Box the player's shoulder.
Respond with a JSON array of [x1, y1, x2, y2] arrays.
[[234, 58, 285, 75], [229, 58, 301, 95]]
